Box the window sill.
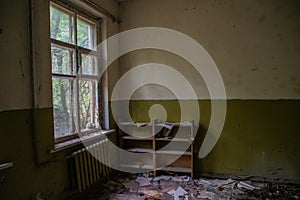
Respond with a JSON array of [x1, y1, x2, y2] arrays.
[[50, 129, 115, 154]]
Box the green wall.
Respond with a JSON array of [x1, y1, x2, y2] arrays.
[[0, 108, 118, 199], [0, 108, 70, 199], [125, 99, 300, 179]]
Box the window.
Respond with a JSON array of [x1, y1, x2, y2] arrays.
[[50, 2, 101, 141]]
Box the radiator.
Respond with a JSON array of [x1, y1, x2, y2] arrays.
[[70, 139, 111, 192]]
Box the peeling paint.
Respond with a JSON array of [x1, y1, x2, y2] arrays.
[[119, 0, 300, 99], [38, 84, 42, 95], [127, 99, 300, 179], [19, 58, 25, 78]]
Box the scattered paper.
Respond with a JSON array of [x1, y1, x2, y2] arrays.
[[167, 186, 188, 196], [95, 173, 296, 200], [197, 179, 213, 186], [197, 178, 234, 188], [168, 187, 188, 200], [143, 190, 158, 196], [153, 175, 173, 182], [198, 190, 218, 199], [160, 180, 178, 192], [172, 176, 190, 182], [110, 194, 144, 200], [162, 123, 174, 137], [136, 176, 151, 187], [210, 178, 233, 186]]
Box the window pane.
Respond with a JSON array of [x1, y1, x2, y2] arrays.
[[77, 18, 95, 50], [50, 6, 74, 44], [51, 46, 75, 75], [81, 54, 97, 75], [79, 80, 99, 131], [52, 78, 75, 137]]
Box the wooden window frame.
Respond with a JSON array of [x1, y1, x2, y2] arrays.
[[50, 1, 102, 144]]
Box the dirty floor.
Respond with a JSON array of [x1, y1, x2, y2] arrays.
[[73, 172, 300, 200]]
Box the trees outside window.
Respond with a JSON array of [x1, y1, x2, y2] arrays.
[[50, 3, 100, 141]]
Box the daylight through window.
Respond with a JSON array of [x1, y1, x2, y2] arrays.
[[50, 2, 100, 140]]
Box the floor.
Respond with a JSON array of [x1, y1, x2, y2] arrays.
[[72, 172, 300, 200]]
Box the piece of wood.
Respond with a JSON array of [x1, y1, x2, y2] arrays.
[[120, 164, 153, 170], [155, 137, 192, 142], [126, 148, 153, 153], [122, 136, 153, 140], [156, 150, 192, 156], [152, 120, 157, 177], [0, 162, 14, 171], [157, 166, 192, 173]]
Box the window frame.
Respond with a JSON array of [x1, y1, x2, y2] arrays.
[[50, 1, 103, 143]]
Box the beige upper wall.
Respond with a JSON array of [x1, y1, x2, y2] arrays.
[[119, 0, 300, 99], [0, 0, 119, 111], [1, 0, 299, 111], [0, 0, 32, 110], [91, 0, 119, 17]]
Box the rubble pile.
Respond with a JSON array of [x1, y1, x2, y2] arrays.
[[86, 173, 300, 200]]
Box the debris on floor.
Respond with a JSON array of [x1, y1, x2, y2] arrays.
[[86, 172, 300, 200], [136, 176, 151, 187], [167, 186, 187, 197], [237, 181, 257, 191]]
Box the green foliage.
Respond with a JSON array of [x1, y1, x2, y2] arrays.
[[50, 5, 98, 137], [50, 6, 74, 44]]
